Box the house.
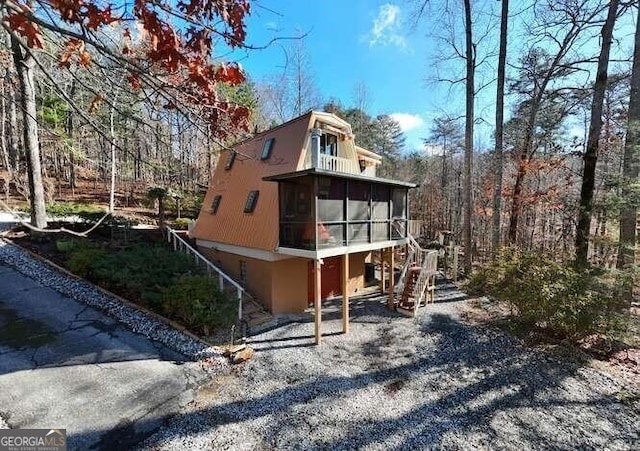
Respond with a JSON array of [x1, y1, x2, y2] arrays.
[[191, 111, 416, 343]]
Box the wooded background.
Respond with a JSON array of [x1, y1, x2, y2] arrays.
[[0, 0, 638, 275]]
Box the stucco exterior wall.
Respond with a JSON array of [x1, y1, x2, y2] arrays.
[[348, 252, 367, 296], [270, 258, 309, 314], [199, 248, 274, 312], [198, 248, 372, 315]]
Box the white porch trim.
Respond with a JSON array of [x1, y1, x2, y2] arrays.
[[275, 238, 409, 259], [195, 239, 290, 262]]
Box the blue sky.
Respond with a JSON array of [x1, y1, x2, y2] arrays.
[[226, 1, 636, 154], [232, 1, 447, 152]]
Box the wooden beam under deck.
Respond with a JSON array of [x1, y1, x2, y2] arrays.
[[387, 245, 395, 310], [314, 258, 322, 345], [342, 253, 350, 334]]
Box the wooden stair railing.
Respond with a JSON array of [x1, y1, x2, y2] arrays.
[[392, 222, 439, 316]]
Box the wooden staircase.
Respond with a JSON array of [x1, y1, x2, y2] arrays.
[[393, 228, 439, 317]]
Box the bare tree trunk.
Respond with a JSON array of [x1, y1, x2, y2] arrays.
[[491, 0, 509, 257], [109, 101, 117, 213], [6, 59, 19, 171], [575, 0, 618, 267], [66, 79, 76, 191], [463, 0, 474, 274], [0, 82, 9, 171], [11, 37, 47, 228], [618, 4, 640, 271]]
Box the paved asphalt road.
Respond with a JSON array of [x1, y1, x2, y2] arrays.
[[0, 262, 206, 450]]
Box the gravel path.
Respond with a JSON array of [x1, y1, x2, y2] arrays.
[[143, 290, 639, 450]]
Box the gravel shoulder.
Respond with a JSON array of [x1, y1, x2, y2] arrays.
[[143, 290, 639, 450]]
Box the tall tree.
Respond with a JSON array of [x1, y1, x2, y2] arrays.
[[373, 114, 405, 178], [491, 0, 509, 257], [506, 1, 606, 244], [462, 0, 474, 273], [10, 35, 46, 228], [259, 37, 320, 123], [575, 0, 619, 267], [618, 4, 640, 271], [427, 114, 463, 232]]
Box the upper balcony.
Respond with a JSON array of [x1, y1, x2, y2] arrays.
[[317, 153, 360, 174], [300, 124, 381, 177]]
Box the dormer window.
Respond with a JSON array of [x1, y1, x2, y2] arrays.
[[225, 151, 236, 170], [210, 195, 222, 214], [320, 133, 338, 156], [261, 138, 275, 160], [244, 190, 259, 213]]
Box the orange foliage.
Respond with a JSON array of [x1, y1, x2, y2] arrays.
[[7, 0, 252, 138], [6, 11, 44, 49]]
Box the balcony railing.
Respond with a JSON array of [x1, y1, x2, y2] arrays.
[[318, 153, 360, 175], [279, 218, 407, 250]]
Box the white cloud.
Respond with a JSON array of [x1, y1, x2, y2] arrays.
[[390, 113, 424, 132], [367, 4, 407, 49]]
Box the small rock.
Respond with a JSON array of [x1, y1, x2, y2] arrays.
[[231, 346, 254, 364], [223, 344, 246, 357]]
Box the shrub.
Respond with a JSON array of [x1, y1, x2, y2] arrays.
[[66, 245, 107, 278], [468, 248, 630, 340], [165, 191, 204, 218], [47, 201, 102, 217], [63, 241, 237, 337], [89, 244, 200, 307], [162, 275, 237, 335], [55, 239, 78, 253], [172, 217, 193, 230]]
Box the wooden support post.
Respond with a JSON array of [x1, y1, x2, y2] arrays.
[[380, 249, 386, 292], [314, 259, 322, 345], [453, 246, 460, 283], [342, 253, 349, 334], [387, 246, 395, 310]]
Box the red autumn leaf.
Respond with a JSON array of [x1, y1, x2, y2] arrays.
[[6, 13, 45, 49], [85, 4, 115, 30], [59, 38, 82, 68], [127, 73, 141, 91], [214, 63, 244, 85], [79, 50, 91, 66], [88, 93, 104, 114]]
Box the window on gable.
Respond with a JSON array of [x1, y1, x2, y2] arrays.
[[210, 195, 222, 214], [244, 190, 259, 213], [320, 133, 338, 156], [225, 151, 236, 170], [261, 138, 275, 160]]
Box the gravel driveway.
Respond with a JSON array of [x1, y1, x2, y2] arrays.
[[144, 290, 639, 450]]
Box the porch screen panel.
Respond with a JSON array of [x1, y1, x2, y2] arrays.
[[371, 184, 390, 220], [317, 177, 345, 222], [391, 188, 408, 239], [279, 178, 315, 249], [349, 222, 369, 243], [348, 181, 370, 221], [391, 188, 407, 219]]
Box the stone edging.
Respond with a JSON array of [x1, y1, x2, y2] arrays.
[[0, 238, 229, 372]]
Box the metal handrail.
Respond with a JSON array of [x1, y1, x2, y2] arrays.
[[166, 227, 244, 320]]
